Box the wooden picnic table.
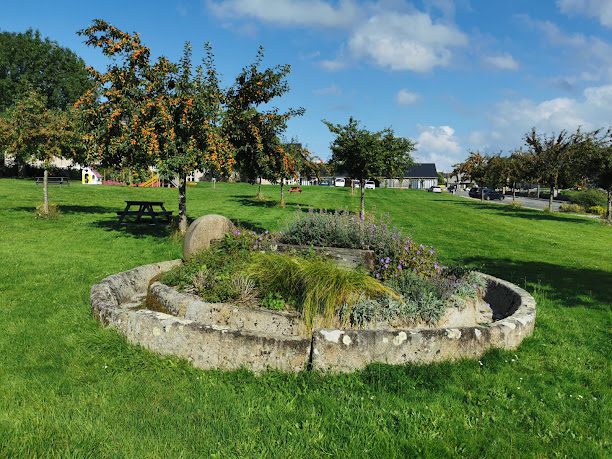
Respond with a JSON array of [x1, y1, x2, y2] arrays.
[[116, 200, 173, 224]]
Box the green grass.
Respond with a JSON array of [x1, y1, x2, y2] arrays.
[[0, 179, 610, 458]]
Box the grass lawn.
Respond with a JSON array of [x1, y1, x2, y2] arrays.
[[0, 178, 610, 457]]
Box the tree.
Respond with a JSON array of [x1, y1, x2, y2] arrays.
[[581, 129, 612, 222], [454, 151, 487, 200], [381, 130, 415, 188], [0, 29, 91, 111], [481, 154, 507, 193], [0, 88, 80, 215], [524, 128, 578, 211], [506, 151, 529, 202], [75, 20, 234, 233], [324, 118, 414, 219], [224, 47, 304, 199]]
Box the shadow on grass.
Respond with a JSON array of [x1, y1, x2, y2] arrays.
[[91, 218, 175, 239], [463, 256, 612, 310], [10, 205, 116, 215], [437, 199, 593, 224], [230, 195, 347, 214]]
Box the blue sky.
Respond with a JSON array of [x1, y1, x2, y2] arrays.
[[2, 0, 611, 171]]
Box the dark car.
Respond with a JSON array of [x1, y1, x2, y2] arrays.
[[469, 187, 505, 200]]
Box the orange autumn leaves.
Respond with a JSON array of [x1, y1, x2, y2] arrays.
[[75, 20, 234, 176]]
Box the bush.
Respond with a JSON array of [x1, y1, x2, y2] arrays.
[[562, 189, 607, 208], [281, 210, 440, 280], [586, 205, 606, 217], [559, 203, 584, 213], [248, 252, 396, 329]]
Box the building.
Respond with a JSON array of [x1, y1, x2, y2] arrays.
[[385, 163, 438, 189]]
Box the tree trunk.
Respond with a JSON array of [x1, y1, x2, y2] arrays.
[[537, 183, 540, 199], [549, 185, 554, 212], [360, 179, 365, 220], [607, 189, 611, 223], [17, 159, 26, 179], [178, 173, 187, 234], [256, 177, 263, 199], [351, 179, 355, 196], [280, 178, 285, 207], [512, 182, 516, 202], [480, 188, 484, 201], [42, 168, 49, 215]]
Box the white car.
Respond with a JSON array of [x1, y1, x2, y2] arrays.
[[428, 186, 442, 193], [365, 180, 375, 189], [351, 179, 360, 188], [334, 178, 345, 187]]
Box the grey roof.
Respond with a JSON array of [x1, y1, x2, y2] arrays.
[[404, 163, 438, 178]]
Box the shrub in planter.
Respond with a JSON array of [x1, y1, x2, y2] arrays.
[[559, 203, 584, 213], [281, 210, 440, 280], [587, 205, 606, 217]]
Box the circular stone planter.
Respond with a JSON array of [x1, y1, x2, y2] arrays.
[[91, 261, 536, 373]]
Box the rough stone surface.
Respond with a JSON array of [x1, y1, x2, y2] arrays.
[[183, 214, 234, 260], [310, 274, 536, 372], [149, 282, 306, 337], [92, 264, 536, 373]]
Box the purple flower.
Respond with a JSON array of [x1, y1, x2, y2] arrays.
[[233, 229, 241, 236], [385, 257, 390, 263], [434, 262, 440, 270], [375, 273, 380, 279]]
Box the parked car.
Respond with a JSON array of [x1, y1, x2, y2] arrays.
[[334, 178, 345, 187], [319, 179, 331, 186], [351, 179, 360, 188], [428, 186, 442, 193], [365, 180, 375, 189], [469, 187, 505, 200]]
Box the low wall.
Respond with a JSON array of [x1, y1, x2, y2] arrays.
[[91, 263, 536, 373]]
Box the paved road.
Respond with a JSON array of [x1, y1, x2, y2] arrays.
[[455, 190, 562, 211]]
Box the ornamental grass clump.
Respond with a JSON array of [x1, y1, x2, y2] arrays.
[[248, 252, 397, 329], [281, 210, 440, 280]]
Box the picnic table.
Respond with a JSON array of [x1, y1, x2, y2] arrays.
[[36, 177, 70, 186], [116, 200, 173, 224]]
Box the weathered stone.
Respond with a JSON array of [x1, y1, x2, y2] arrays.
[[91, 265, 536, 373], [183, 214, 234, 260]]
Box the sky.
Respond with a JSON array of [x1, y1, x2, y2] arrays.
[[2, 0, 612, 171]]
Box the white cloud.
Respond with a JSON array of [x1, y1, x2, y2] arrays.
[[533, 20, 612, 80], [207, 0, 360, 28], [557, 0, 612, 27], [464, 84, 612, 153], [313, 84, 341, 96], [396, 89, 420, 105], [484, 53, 519, 71], [208, 2, 469, 73], [318, 58, 348, 71], [415, 125, 463, 171], [348, 12, 468, 72]]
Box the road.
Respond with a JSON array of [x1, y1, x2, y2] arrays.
[[454, 190, 562, 211]]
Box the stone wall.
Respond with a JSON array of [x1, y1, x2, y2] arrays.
[[91, 263, 536, 373]]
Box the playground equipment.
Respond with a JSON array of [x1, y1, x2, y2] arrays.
[[82, 167, 102, 185], [133, 175, 161, 187]]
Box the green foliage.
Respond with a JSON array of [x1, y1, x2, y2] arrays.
[[0, 29, 91, 111], [248, 252, 396, 329], [562, 189, 607, 208], [324, 117, 414, 218], [260, 292, 286, 310], [76, 20, 235, 232], [587, 205, 606, 217], [161, 236, 254, 303], [34, 202, 60, 219], [281, 210, 440, 280], [559, 203, 585, 213], [224, 47, 304, 188]]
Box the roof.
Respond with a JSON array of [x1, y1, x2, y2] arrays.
[[404, 163, 438, 178]]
